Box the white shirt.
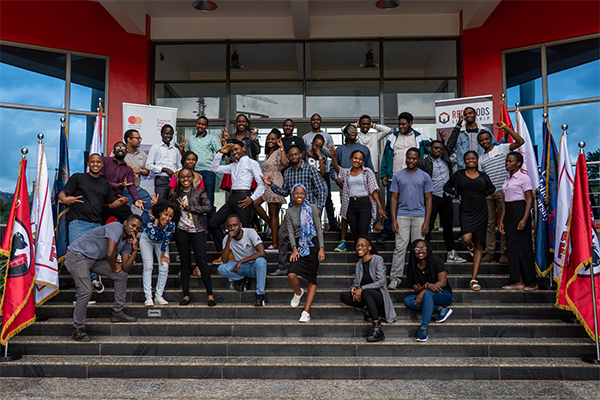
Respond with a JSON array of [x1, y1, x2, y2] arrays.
[[146, 141, 182, 178], [222, 228, 263, 261], [211, 153, 266, 201], [357, 124, 391, 173], [392, 131, 417, 173]]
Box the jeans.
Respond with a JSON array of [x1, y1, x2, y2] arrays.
[[140, 232, 169, 300], [209, 190, 253, 252], [68, 220, 99, 286], [122, 187, 152, 225], [390, 216, 425, 281], [346, 196, 372, 244], [403, 289, 453, 329], [198, 170, 216, 224], [174, 229, 213, 297], [426, 195, 455, 252], [218, 258, 267, 295], [324, 172, 337, 226]]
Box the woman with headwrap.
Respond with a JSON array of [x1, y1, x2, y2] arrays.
[[284, 184, 325, 322]]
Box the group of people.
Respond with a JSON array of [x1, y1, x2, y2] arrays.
[[60, 108, 538, 344]]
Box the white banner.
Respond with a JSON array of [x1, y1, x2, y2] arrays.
[[553, 132, 575, 282], [515, 110, 540, 190], [435, 95, 494, 142], [31, 143, 60, 306], [122, 103, 178, 196]]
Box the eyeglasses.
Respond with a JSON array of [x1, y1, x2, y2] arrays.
[[431, 146, 443, 151], [414, 246, 428, 252], [132, 136, 142, 141], [356, 243, 369, 248], [179, 174, 193, 179], [114, 146, 126, 150]]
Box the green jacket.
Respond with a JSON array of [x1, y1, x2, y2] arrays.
[[380, 130, 430, 180]]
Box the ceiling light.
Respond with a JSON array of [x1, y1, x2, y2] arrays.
[[193, 0, 217, 12], [230, 51, 244, 69], [360, 49, 379, 69], [375, 0, 400, 9]]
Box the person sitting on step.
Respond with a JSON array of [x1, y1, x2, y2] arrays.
[[217, 214, 267, 306], [340, 236, 397, 342], [403, 239, 454, 342]]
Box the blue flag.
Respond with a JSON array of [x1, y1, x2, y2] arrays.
[[535, 120, 558, 275], [52, 124, 70, 262]]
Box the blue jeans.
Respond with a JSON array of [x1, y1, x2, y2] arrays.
[[123, 187, 152, 225], [198, 170, 216, 226], [403, 289, 453, 329], [140, 232, 169, 300], [217, 258, 267, 295], [68, 220, 99, 291], [381, 187, 393, 238], [324, 172, 337, 226]]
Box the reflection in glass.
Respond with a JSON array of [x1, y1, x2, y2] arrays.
[[230, 43, 303, 80], [505, 48, 543, 107], [155, 44, 226, 81], [0, 107, 62, 192], [306, 81, 379, 118], [547, 102, 600, 162], [0, 44, 66, 109], [70, 55, 106, 112], [509, 110, 543, 164], [384, 41, 457, 78], [547, 37, 600, 103], [155, 83, 226, 120], [231, 82, 302, 119], [384, 80, 457, 119], [69, 115, 105, 174], [306, 41, 380, 79]]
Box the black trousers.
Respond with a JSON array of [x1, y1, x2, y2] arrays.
[[426, 194, 455, 251], [209, 190, 253, 252], [101, 204, 132, 224], [174, 229, 213, 297], [154, 176, 171, 203], [505, 200, 535, 285], [346, 196, 372, 244], [340, 289, 384, 321]]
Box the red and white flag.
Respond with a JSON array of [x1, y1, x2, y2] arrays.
[[515, 110, 540, 191], [554, 132, 575, 288]]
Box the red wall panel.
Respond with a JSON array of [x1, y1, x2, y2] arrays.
[[0, 0, 148, 147]]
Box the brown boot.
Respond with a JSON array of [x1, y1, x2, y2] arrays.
[[499, 253, 508, 264], [481, 253, 495, 263]]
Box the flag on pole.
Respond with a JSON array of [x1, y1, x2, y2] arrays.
[[53, 123, 70, 262], [90, 103, 103, 156], [0, 159, 36, 345], [554, 132, 575, 304], [31, 142, 60, 306], [561, 153, 600, 341], [515, 109, 540, 191], [534, 119, 558, 276], [500, 98, 514, 143]]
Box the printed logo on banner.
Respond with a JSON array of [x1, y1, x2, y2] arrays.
[[127, 116, 143, 125], [438, 112, 450, 124]]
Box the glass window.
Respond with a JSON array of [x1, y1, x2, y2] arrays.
[[384, 40, 457, 78], [231, 82, 303, 119], [508, 110, 544, 164], [384, 80, 457, 120], [70, 55, 106, 112], [230, 43, 303, 80], [0, 108, 63, 192], [306, 81, 379, 118], [155, 83, 226, 120], [547, 102, 600, 162], [0, 44, 66, 109], [155, 44, 226, 81], [505, 48, 543, 107], [306, 41, 380, 80], [547, 37, 600, 103], [68, 115, 106, 174]]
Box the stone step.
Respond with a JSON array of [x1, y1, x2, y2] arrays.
[[37, 302, 574, 321], [49, 288, 558, 304], [18, 318, 588, 339], [8, 336, 595, 359], [1, 355, 597, 380]]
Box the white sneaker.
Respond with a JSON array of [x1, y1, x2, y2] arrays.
[[299, 311, 310, 323], [154, 296, 168, 306], [265, 245, 279, 253], [144, 298, 154, 307], [290, 288, 305, 308], [447, 250, 467, 264], [388, 278, 400, 290]]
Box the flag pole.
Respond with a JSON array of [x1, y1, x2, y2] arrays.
[[1, 147, 28, 363], [579, 140, 600, 364], [543, 112, 553, 288]]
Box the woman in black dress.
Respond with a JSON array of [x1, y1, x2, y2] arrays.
[[444, 151, 495, 291], [285, 184, 325, 323]]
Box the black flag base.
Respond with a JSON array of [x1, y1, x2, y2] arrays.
[[581, 354, 600, 365], [0, 352, 23, 362]]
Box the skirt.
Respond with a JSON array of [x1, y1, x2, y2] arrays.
[[459, 202, 488, 248], [504, 200, 535, 285], [288, 237, 320, 285]]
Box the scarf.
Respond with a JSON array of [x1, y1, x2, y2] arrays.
[[293, 183, 316, 257]]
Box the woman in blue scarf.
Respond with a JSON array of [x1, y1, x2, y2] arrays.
[[285, 184, 325, 322]]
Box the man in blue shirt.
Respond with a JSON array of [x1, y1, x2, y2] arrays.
[[388, 148, 433, 290]]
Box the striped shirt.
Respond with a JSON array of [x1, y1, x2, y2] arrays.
[[270, 163, 327, 211], [478, 143, 510, 193]]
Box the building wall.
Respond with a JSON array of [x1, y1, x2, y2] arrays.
[[0, 0, 148, 147], [462, 0, 600, 120]]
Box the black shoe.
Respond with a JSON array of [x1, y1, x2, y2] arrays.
[[367, 321, 385, 342], [269, 267, 288, 276], [180, 298, 191, 306], [254, 294, 266, 307], [110, 310, 137, 323], [72, 328, 90, 342], [207, 299, 217, 307], [376, 235, 387, 244], [329, 224, 341, 232], [235, 277, 249, 292]]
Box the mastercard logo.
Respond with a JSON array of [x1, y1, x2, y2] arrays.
[[128, 116, 142, 125]]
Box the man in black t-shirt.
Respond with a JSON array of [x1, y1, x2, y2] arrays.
[[280, 119, 306, 159]]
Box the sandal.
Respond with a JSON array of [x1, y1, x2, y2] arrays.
[[470, 279, 481, 291]]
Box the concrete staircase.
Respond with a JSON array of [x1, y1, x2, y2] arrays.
[[3, 231, 600, 380]]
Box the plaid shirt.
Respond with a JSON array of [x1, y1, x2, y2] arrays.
[[337, 167, 379, 221], [270, 163, 327, 211]]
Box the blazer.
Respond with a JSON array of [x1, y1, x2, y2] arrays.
[[352, 254, 397, 323]]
